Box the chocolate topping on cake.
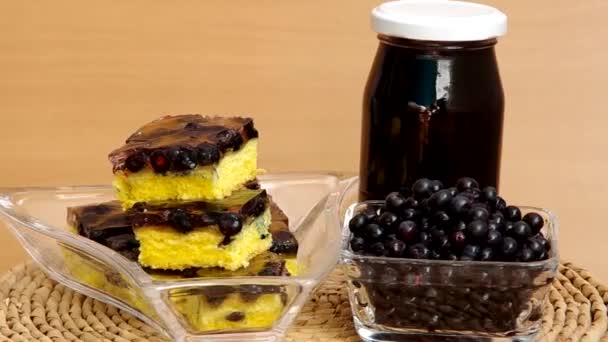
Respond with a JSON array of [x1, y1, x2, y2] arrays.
[[109, 115, 258, 173]]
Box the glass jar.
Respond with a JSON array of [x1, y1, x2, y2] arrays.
[[359, 0, 508, 200]]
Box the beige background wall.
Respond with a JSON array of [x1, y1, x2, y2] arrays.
[[0, 1, 607, 279]]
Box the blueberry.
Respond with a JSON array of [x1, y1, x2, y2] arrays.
[[480, 247, 494, 261], [504, 221, 514, 234], [419, 217, 431, 231], [468, 207, 489, 222], [523, 212, 544, 235], [397, 220, 417, 242], [428, 190, 453, 210], [462, 245, 481, 260], [490, 212, 505, 227], [361, 207, 379, 221], [350, 236, 366, 252], [348, 214, 368, 236], [451, 221, 467, 232], [487, 221, 500, 231], [517, 247, 535, 262], [418, 231, 432, 246], [363, 223, 384, 241], [445, 253, 459, 261], [412, 178, 433, 199], [217, 129, 243, 151], [430, 180, 443, 193], [450, 231, 467, 250], [125, 152, 147, 172], [168, 209, 193, 232], [408, 243, 431, 259], [378, 212, 400, 230], [385, 239, 406, 257], [492, 196, 507, 212], [487, 230, 503, 247], [431, 211, 450, 226], [466, 220, 488, 241], [447, 187, 458, 197], [433, 234, 450, 251], [404, 197, 419, 209], [481, 186, 498, 203], [369, 241, 387, 256], [150, 150, 170, 173], [456, 177, 479, 192], [383, 234, 398, 242], [218, 213, 243, 236], [196, 143, 221, 166], [402, 208, 418, 221], [527, 238, 544, 258], [170, 147, 197, 171], [534, 234, 551, 252], [461, 188, 481, 201], [385, 192, 407, 212], [511, 221, 532, 240], [448, 195, 471, 218], [431, 250, 442, 259], [504, 206, 522, 222], [501, 237, 518, 259]]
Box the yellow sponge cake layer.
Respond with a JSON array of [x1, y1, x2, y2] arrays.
[[136, 208, 272, 271], [114, 139, 260, 209]]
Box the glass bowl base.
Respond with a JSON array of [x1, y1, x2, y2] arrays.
[[354, 317, 537, 342]]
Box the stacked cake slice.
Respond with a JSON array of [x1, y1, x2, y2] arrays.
[[65, 115, 298, 332]]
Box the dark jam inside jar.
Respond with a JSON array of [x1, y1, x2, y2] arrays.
[[360, 36, 504, 200]]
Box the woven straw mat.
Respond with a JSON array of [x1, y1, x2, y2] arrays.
[[0, 261, 606, 342]]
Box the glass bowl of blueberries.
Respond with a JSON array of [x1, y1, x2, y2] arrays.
[[339, 177, 559, 342]]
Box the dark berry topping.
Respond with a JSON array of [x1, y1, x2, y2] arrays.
[[150, 150, 170, 173], [349, 214, 368, 236], [466, 220, 488, 242], [501, 237, 518, 259], [504, 205, 522, 222], [225, 312, 246, 322], [217, 129, 243, 152], [196, 143, 221, 166], [523, 212, 544, 234], [468, 207, 489, 222], [511, 221, 532, 240], [378, 212, 400, 230], [385, 192, 407, 212], [428, 189, 453, 210], [408, 243, 431, 259], [350, 236, 366, 252], [386, 239, 406, 257], [363, 223, 384, 241], [481, 186, 498, 203], [240, 195, 267, 218], [412, 178, 434, 199], [171, 147, 197, 171], [218, 213, 243, 237], [486, 230, 503, 247], [269, 230, 299, 254], [456, 177, 479, 192], [480, 247, 494, 261], [397, 220, 417, 242], [370, 241, 387, 256], [125, 152, 147, 172], [168, 209, 193, 232]]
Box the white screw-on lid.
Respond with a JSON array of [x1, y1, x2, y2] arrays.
[[371, 0, 507, 42]]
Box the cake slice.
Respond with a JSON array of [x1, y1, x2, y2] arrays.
[[130, 189, 274, 271], [109, 115, 261, 208]]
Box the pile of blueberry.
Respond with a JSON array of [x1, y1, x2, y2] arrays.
[[349, 177, 551, 262]]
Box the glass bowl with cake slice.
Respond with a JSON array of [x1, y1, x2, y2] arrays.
[[0, 114, 350, 342]]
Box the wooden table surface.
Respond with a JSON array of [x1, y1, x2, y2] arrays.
[[0, 1, 607, 281]]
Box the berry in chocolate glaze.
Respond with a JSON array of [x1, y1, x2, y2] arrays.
[[217, 129, 243, 151], [504, 205, 522, 222], [456, 177, 479, 192], [523, 212, 544, 234], [168, 209, 193, 232], [218, 213, 243, 237], [196, 143, 221, 166], [150, 150, 170, 173], [125, 152, 147, 172], [171, 147, 197, 171]]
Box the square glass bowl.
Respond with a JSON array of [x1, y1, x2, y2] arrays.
[[0, 173, 351, 342], [337, 179, 560, 342]]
